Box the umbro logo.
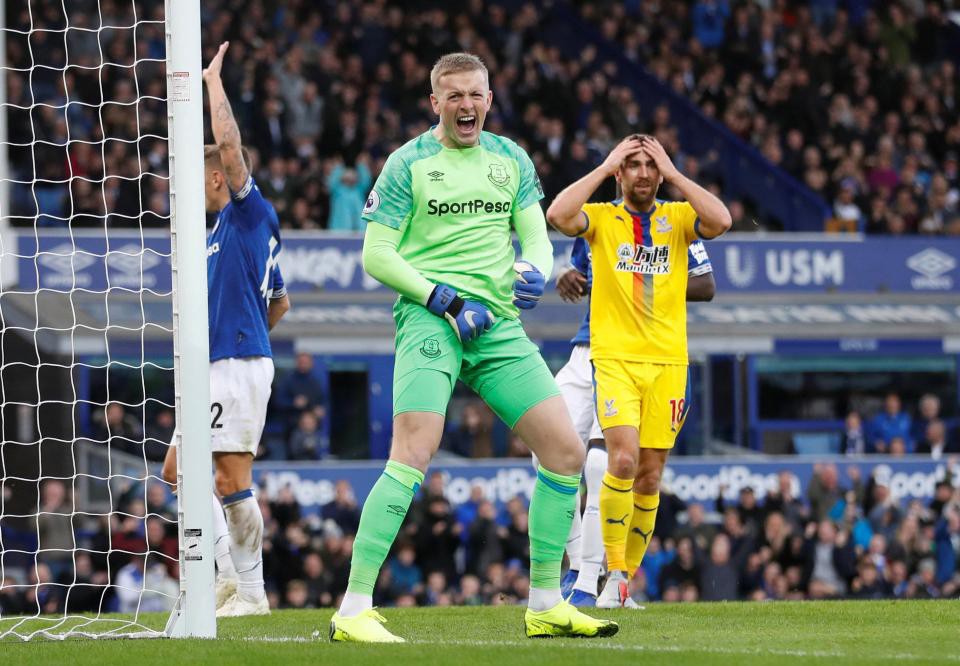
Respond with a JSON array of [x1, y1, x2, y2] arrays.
[[428, 170, 444, 181], [386, 504, 407, 517]]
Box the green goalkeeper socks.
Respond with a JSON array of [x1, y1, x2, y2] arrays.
[[346, 460, 424, 595], [529, 466, 581, 590]]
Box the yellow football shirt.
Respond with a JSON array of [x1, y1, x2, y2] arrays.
[[580, 199, 700, 365]]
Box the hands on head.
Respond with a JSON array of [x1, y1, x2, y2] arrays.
[[601, 135, 679, 182]]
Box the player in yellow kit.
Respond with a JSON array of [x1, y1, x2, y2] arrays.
[[546, 134, 731, 607]]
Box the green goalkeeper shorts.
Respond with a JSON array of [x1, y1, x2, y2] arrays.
[[392, 298, 560, 428]]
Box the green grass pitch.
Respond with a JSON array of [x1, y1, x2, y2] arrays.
[[3, 600, 958, 665]]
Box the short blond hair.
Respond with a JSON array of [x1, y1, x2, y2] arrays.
[[430, 52, 488, 93], [203, 144, 251, 172]]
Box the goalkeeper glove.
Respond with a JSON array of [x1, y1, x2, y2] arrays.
[[512, 261, 545, 310], [426, 284, 494, 342]]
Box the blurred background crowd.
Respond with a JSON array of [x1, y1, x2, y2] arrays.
[[2, 459, 958, 613], [5, 0, 960, 233]]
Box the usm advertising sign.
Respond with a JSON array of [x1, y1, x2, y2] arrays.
[[14, 231, 960, 295]]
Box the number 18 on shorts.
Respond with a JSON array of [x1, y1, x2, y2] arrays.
[[593, 358, 690, 449]]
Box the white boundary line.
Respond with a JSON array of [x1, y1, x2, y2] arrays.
[[241, 635, 960, 661]]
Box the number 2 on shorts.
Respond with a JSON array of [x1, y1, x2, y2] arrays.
[[211, 402, 224, 430]]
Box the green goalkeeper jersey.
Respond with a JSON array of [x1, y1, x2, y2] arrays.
[[361, 129, 545, 319]]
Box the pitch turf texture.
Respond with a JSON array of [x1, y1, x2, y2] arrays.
[[3, 601, 958, 665]]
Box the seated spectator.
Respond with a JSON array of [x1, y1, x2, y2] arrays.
[[867, 482, 903, 542], [144, 408, 175, 461], [444, 401, 494, 458], [889, 436, 908, 457], [675, 503, 716, 551], [841, 411, 867, 456], [456, 574, 484, 606], [802, 520, 856, 598], [467, 500, 505, 576], [717, 485, 763, 538], [917, 420, 958, 459], [284, 579, 311, 609], [850, 560, 888, 599], [387, 541, 423, 598], [698, 532, 751, 601], [868, 392, 913, 453], [269, 484, 302, 531], [911, 394, 942, 445], [94, 402, 144, 456], [36, 480, 75, 579], [909, 558, 942, 598], [274, 353, 326, 434], [807, 463, 843, 521], [659, 536, 700, 594], [832, 179, 864, 229], [455, 484, 487, 535], [301, 552, 333, 607], [424, 571, 452, 606], [321, 480, 361, 536], [763, 471, 807, 529], [414, 496, 460, 582], [288, 411, 328, 460]]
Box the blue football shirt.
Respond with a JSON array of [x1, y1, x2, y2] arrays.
[[568, 238, 712, 346], [206, 176, 283, 362]]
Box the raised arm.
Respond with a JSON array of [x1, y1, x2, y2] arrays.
[[203, 41, 249, 193], [546, 138, 643, 236], [640, 137, 731, 240]]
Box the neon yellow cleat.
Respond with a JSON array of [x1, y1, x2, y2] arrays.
[[524, 600, 619, 638], [329, 608, 406, 643]]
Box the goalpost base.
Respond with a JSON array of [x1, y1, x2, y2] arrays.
[[164, 598, 187, 638]]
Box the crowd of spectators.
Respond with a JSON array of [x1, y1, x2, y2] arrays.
[[3, 458, 958, 615], [11, 0, 959, 234], [579, 1, 960, 234], [842, 391, 959, 457]]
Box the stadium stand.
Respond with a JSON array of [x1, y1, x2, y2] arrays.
[[1, 459, 957, 612], [576, 1, 960, 234], [9, 1, 957, 233]]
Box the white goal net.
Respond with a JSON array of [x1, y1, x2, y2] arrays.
[[0, 0, 213, 640]]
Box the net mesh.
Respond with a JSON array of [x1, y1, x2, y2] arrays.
[[0, 0, 179, 640]]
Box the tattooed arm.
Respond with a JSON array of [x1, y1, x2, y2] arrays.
[[203, 41, 249, 192]]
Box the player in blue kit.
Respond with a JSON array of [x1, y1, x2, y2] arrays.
[[548, 236, 715, 607], [162, 41, 289, 618]]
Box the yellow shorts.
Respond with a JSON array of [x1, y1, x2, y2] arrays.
[[593, 358, 690, 449]]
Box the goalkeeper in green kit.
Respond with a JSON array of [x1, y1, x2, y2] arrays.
[[329, 53, 618, 643]]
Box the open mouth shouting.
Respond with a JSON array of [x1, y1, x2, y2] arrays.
[[456, 114, 478, 136]]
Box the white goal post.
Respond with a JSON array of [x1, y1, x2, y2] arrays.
[[0, 0, 215, 640], [164, 0, 216, 640]]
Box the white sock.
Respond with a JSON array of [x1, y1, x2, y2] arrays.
[[574, 446, 607, 595], [338, 591, 373, 618], [212, 493, 237, 580], [222, 488, 264, 601], [528, 587, 562, 612], [566, 489, 583, 571]]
